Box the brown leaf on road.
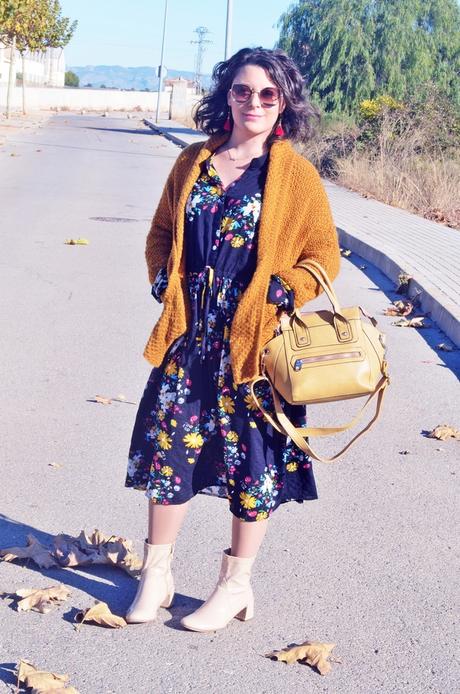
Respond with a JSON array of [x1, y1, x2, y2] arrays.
[[383, 300, 413, 316], [396, 272, 413, 294], [265, 640, 340, 675], [392, 316, 427, 328], [436, 342, 454, 352], [0, 535, 57, 569], [427, 425, 460, 441], [93, 395, 112, 405], [53, 529, 143, 576], [90, 394, 137, 405], [75, 600, 126, 629], [1, 529, 142, 577], [15, 584, 71, 613], [64, 238, 89, 245], [16, 658, 79, 692]]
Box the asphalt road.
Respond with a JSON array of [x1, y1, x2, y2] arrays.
[[0, 113, 459, 694]]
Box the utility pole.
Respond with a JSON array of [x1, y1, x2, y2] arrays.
[[191, 26, 211, 94], [224, 0, 233, 60], [155, 0, 168, 123]]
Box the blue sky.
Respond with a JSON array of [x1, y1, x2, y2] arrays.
[[59, 0, 291, 74]]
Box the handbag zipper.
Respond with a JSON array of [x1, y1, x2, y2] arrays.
[[293, 351, 362, 371]]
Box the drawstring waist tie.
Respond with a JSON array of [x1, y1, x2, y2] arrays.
[[198, 265, 215, 361]]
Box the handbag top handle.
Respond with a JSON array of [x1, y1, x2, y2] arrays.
[[294, 260, 347, 322]]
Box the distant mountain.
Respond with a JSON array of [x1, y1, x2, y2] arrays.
[[68, 65, 212, 90]]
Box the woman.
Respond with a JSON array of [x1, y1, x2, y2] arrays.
[[124, 47, 340, 631]]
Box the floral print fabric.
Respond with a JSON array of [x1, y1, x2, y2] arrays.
[[125, 151, 317, 521]]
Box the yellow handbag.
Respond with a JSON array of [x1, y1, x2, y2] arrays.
[[250, 259, 389, 463]]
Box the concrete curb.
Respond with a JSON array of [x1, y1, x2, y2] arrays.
[[143, 119, 460, 347], [143, 118, 199, 149], [337, 227, 460, 347]]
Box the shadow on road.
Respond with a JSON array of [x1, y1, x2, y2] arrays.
[[347, 252, 460, 378], [85, 126, 154, 136], [0, 514, 132, 612]]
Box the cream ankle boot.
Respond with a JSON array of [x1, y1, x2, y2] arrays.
[[125, 540, 175, 624], [180, 548, 255, 632]]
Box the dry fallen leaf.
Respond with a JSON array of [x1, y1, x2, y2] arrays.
[[53, 529, 143, 576], [436, 343, 454, 352], [395, 272, 413, 294], [392, 316, 427, 328], [0, 534, 56, 569], [266, 640, 340, 675], [75, 600, 126, 629], [15, 584, 71, 613], [94, 394, 112, 405], [1, 528, 142, 577], [92, 394, 137, 405], [427, 425, 460, 441], [17, 658, 79, 692], [64, 238, 89, 245], [383, 300, 413, 317]]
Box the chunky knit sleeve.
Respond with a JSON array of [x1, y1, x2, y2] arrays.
[[145, 166, 176, 285], [279, 169, 340, 308]]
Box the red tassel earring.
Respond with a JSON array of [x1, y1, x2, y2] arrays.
[[275, 118, 284, 137], [223, 111, 232, 132]]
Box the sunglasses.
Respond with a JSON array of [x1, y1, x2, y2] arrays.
[[230, 83, 281, 107]]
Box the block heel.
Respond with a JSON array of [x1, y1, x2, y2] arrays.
[[235, 594, 254, 621], [180, 548, 256, 632]]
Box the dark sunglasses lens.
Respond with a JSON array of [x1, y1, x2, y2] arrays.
[[260, 88, 279, 104], [232, 85, 251, 102]]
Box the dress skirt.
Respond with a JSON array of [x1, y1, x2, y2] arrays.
[[125, 151, 317, 521]]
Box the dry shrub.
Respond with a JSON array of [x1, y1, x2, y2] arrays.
[[337, 151, 460, 228], [337, 102, 460, 228], [301, 88, 460, 229], [299, 116, 359, 176]]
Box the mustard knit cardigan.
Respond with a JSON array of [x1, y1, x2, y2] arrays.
[[144, 133, 340, 384]]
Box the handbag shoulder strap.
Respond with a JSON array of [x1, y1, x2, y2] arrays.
[[250, 375, 389, 464]]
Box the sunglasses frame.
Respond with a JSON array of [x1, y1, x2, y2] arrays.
[[230, 83, 281, 107]]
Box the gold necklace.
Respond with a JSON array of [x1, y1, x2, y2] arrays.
[[225, 147, 264, 162]]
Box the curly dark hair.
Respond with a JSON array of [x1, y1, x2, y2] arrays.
[[193, 47, 319, 143]]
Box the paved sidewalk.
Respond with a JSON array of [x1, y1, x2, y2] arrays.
[[144, 118, 460, 347]]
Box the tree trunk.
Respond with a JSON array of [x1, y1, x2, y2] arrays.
[[6, 35, 16, 119], [22, 52, 27, 115]]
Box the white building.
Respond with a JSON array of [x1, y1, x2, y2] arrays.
[[0, 39, 65, 87]]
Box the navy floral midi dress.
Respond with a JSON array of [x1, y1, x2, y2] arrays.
[[125, 151, 317, 522]]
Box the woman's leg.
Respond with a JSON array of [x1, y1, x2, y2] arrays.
[[230, 514, 269, 557], [148, 499, 191, 544], [125, 500, 190, 623], [180, 514, 268, 631]]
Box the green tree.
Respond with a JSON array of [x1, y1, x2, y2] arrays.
[[44, 0, 77, 85], [372, 0, 460, 102], [277, 0, 460, 114], [65, 69, 79, 87], [0, 0, 77, 116]]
